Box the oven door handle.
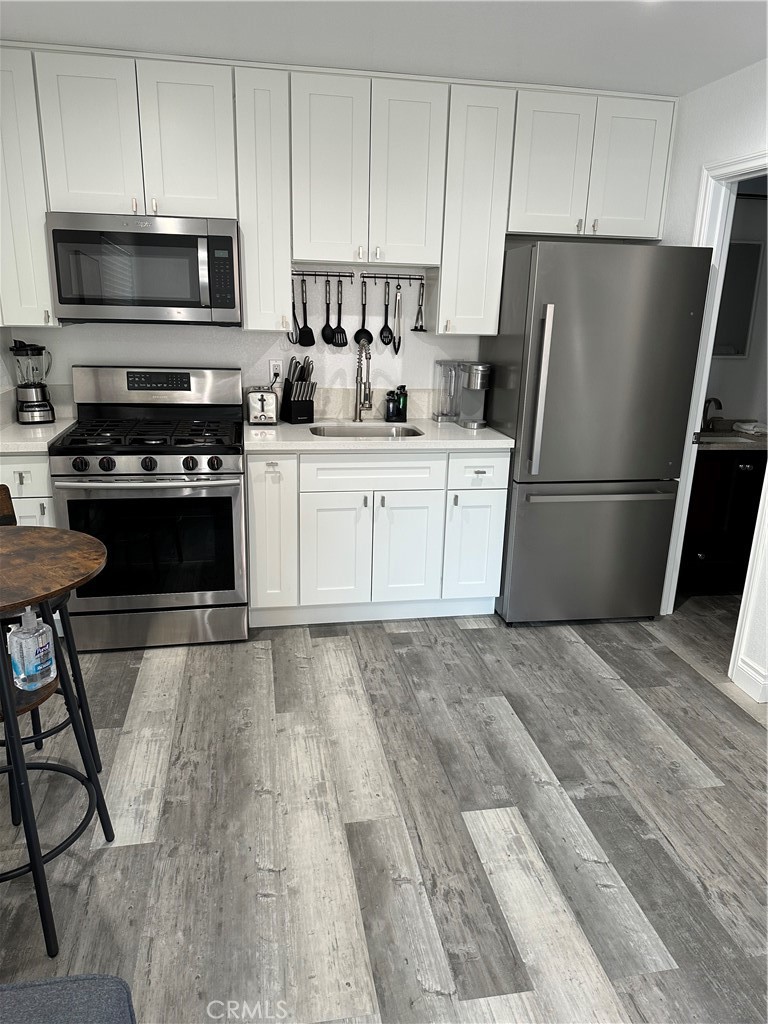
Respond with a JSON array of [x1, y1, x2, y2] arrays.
[[54, 478, 239, 491]]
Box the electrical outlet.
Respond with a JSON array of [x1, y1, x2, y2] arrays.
[[269, 359, 282, 381]]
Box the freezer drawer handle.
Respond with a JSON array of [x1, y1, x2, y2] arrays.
[[530, 303, 555, 476], [526, 492, 676, 504]]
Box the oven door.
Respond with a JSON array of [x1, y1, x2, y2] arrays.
[[52, 477, 246, 612]]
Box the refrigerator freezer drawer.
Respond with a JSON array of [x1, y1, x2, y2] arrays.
[[499, 481, 678, 622]]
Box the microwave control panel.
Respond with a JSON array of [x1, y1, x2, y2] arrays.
[[210, 238, 236, 308]]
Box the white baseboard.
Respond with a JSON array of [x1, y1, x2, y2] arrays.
[[249, 597, 496, 628], [730, 653, 768, 703]]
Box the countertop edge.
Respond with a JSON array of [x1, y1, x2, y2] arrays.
[[244, 419, 516, 453], [0, 419, 76, 455]]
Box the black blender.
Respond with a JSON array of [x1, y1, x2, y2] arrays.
[[9, 339, 55, 424]]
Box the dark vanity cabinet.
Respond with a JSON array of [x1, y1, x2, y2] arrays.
[[679, 448, 766, 595]]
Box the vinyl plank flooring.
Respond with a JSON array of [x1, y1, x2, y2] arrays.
[[309, 637, 399, 824], [453, 992, 546, 1023], [77, 647, 144, 729], [382, 619, 424, 633], [268, 626, 314, 714], [277, 711, 378, 1024], [309, 622, 351, 638], [616, 961, 767, 1024], [454, 616, 501, 630], [464, 806, 630, 1023]]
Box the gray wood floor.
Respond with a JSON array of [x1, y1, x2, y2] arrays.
[[0, 596, 765, 1024]]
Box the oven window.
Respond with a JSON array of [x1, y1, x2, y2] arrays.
[[52, 230, 202, 307], [67, 496, 235, 597]]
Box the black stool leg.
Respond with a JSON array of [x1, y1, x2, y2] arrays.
[[39, 603, 113, 845], [4, 724, 21, 827], [58, 603, 101, 772], [0, 639, 58, 957], [30, 707, 44, 751]]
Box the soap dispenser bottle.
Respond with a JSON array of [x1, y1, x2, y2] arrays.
[[8, 606, 56, 690]]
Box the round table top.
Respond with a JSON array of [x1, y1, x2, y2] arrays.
[[0, 527, 107, 614]]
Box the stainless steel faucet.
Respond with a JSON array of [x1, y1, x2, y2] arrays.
[[702, 396, 722, 432], [353, 340, 373, 422]]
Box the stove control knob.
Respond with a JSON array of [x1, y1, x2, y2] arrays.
[[99, 456, 116, 473], [141, 456, 158, 472], [182, 456, 199, 472], [72, 456, 90, 473], [207, 456, 223, 471]]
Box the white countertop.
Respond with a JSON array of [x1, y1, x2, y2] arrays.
[[244, 418, 515, 453], [0, 418, 75, 455]]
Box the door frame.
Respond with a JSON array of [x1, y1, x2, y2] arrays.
[[661, 148, 768, 615]]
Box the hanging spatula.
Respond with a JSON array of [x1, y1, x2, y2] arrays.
[[298, 276, 315, 347], [332, 279, 348, 347]]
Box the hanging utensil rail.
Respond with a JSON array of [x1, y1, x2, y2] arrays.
[[290, 271, 355, 281], [360, 273, 424, 285]]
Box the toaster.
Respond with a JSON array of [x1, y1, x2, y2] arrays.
[[247, 387, 278, 425]]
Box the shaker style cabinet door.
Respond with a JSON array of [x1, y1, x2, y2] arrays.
[[432, 85, 516, 335], [13, 496, 55, 528], [0, 49, 54, 326], [291, 73, 371, 262], [368, 79, 449, 265], [585, 97, 674, 239], [442, 489, 506, 599], [508, 90, 597, 235], [35, 52, 145, 215], [372, 490, 445, 602], [235, 68, 292, 331], [300, 491, 373, 605], [136, 60, 237, 218], [247, 455, 298, 610]]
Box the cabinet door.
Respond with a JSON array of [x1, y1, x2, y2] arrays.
[[585, 97, 674, 239], [434, 85, 516, 335], [372, 490, 445, 603], [137, 60, 236, 218], [300, 491, 372, 605], [35, 52, 144, 214], [13, 496, 55, 528], [235, 68, 292, 331], [442, 489, 506, 600], [0, 49, 54, 327], [291, 73, 370, 262], [369, 79, 448, 265], [247, 455, 298, 609], [508, 90, 596, 235]]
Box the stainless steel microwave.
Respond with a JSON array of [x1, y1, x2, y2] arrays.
[[46, 213, 241, 325]]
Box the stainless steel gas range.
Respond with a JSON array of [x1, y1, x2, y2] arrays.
[[49, 366, 247, 651]]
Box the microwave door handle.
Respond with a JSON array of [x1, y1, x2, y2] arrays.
[[198, 238, 211, 308]]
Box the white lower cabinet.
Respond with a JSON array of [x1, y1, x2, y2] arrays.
[[0, 454, 55, 527], [442, 489, 507, 599], [372, 490, 445, 602], [300, 490, 373, 605], [12, 496, 54, 528], [247, 455, 298, 609]]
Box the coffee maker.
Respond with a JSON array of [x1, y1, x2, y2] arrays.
[[10, 340, 55, 424], [457, 361, 491, 429]]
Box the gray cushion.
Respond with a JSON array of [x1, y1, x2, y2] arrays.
[[0, 974, 136, 1023]]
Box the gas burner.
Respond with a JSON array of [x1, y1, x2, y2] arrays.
[[131, 437, 168, 445]]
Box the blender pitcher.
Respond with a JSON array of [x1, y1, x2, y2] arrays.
[[9, 339, 55, 424]]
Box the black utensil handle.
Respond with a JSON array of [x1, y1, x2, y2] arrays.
[[326, 279, 331, 304], [361, 280, 367, 327], [301, 278, 309, 327], [384, 280, 390, 304]]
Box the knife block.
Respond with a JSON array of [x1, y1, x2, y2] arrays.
[[280, 379, 314, 424]]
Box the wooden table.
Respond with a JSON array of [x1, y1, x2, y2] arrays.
[[0, 526, 112, 958]]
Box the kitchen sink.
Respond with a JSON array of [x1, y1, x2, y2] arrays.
[[310, 423, 424, 438], [699, 432, 756, 443]]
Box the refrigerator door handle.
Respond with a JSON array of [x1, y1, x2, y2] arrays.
[[526, 492, 677, 504], [530, 303, 555, 475]]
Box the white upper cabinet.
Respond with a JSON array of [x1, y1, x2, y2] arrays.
[[291, 72, 371, 262], [369, 79, 448, 266], [36, 52, 145, 214], [0, 49, 54, 326], [235, 68, 292, 331], [585, 97, 674, 239], [429, 84, 516, 335], [137, 60, 236, 218], [508, 91, 597, 235]]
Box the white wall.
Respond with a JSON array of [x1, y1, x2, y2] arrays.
[[706, 197, 768, 422], [663, 59, 768, 246]]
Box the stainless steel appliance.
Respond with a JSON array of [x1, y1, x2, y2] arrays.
[[479, 240, 711, 622], [10, 339, 55, 424], [247, 386, 278, 425], [457, 362, 491, 429], [46, 213, 240, 325], [50, 366, 247, 650]]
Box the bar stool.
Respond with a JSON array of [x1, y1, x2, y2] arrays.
[[0, 520, 114, 958]]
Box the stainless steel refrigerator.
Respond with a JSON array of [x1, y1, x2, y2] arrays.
[[479, 240, 711, 623]]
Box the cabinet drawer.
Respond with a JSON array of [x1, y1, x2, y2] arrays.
[[448, 452, 510, 490], [0, 455, 52, 498], [300, 453, 447, 492]]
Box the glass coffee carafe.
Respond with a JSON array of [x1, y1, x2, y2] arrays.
[[9, 339, 55, 424], [433, 360, 460, 422]]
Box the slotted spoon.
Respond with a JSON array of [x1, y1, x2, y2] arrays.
[[321, 279, 334, 344], [354, 280, 374, 346], [332, 279, 348, 347], [380, 280, 393, 346]]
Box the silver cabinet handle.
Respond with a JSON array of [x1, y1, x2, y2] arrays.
[[39, 502, 46, 516], [592, 219, 598, 234], [474, 469, 487, 475], [198, 237, 210, 308], [363, 495, 369, 508], [375, 246, 381, 260], [132, 197, 138, 214], [738, 463, 755, 471], [43, 309, 50, 324], [266, 461, 278, 468], [453, 494, 459, 506], [380, 495, 386, 508], [358, 245, 365, 260], [445, 320, 452, 333], [152, 197, 158, 214], [576, 218, 583, 234], [281, 315, 288, 330], [530, 303, 555, 476], [526, 491, 676, 504]]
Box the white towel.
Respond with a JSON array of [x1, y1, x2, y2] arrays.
[[733, 421, 767, 435]]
